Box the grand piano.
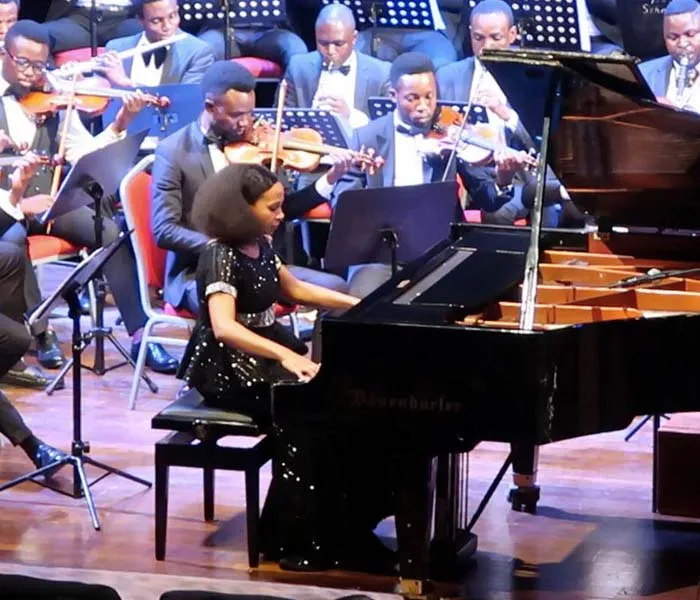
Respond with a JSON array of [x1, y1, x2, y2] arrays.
[[272, 50, 700, 597]]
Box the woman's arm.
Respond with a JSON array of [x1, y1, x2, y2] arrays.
[[278, 266, 360, 310], [208, 293, 319, 380]]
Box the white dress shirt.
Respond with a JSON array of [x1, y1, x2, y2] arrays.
[[129, 33, 166, 87], [392, 111, 432, 186], [666, 61, 700, 112], [470, 58, 519, 134], [313, 51, 369, 130], [0, 77, 125, 220]]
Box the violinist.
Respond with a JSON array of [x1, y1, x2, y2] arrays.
[[151, 60, 353, 319], [0, 20, 179, 375], [639, 0, 700, 113], [94, 0, 215, 88]]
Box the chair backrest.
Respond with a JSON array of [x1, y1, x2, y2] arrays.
[[120, 154, 166, 311]]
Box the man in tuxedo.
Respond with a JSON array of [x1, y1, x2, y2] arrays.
[[639, 0, 700, 112], [0, 20, 178, 374], [44, 0, 143, 52], [95, 0, 214, 87], [283, 4, 390, 132], [151, 60, 351, 316], [0, 160, 66, 474]]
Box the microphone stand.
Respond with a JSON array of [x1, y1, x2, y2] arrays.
[[90, 0, 99, 58]]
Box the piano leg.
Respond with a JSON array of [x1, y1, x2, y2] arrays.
[[395, 455, 437, 598], [508, 443, 540, 514], [432, 452, 477, 580]]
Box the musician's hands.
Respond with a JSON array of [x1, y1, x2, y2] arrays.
[[19, 194, 54, 217], [326, 148, 356, 184], [92, 51, 131, 88], [315, 95, 352, 119], [113, 89, 150, 132], [473, 89, 513, 122], [8, 152, 44, 206], [0, 129, 24, 154], [494, 147, 530, 185], [281, 353, 320, 383]]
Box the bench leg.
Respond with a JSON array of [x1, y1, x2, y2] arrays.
[[155, 453, 169, 560], [204, 467, 215, 522], [245, 467, 261, 568]]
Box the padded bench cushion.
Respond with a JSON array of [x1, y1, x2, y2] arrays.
[[151, 388, 263, 438]]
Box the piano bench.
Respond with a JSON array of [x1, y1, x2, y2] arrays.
[[151, 389, 273, 568]]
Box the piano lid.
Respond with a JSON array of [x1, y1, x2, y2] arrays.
[[480, 48, 700, 232]]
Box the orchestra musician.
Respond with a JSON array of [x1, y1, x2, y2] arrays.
[[44, 0, 143, 53], [179, 162, 396, 574], [151, 60, 353, 319], [94, 0, 215, 88], [638, 0, 700, 113], [282, 4, 391, 132], [0, 0, 18, 47], [0, 20, 179, 375], [0, 178, 66, 474]]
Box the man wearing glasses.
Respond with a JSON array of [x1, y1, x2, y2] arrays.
[[0, 20, 180, 377]]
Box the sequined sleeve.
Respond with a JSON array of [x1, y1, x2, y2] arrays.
[[199, 241, 239, 301]]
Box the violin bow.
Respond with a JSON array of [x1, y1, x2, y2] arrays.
[[46, 72, 79, 234], [270, 79, 287, 175]]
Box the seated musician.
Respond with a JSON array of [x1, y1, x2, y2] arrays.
[[151, 60, 352, 318], [283, 4, 390, 132], [0, 20, 178, 374], [93, 0, 215, 88], [0, 203, 66, 475], [44, 0, 143, 53], [638, 0, 700, 113], [318, 52, 575, 297], [0, 0, 18, 44], [179, 162, 397, 574]]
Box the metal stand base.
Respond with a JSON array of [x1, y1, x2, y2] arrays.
[[624, 414, 669, 441], [0, 451, 151, 530], [46, 327, 158, 396]]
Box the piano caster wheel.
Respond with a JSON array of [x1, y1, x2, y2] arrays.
[[508, 485, 540, 514]]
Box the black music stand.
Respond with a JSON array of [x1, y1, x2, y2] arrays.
[[101, 83, 202, 144], [320, 0, 444, 57], [0, 233, 152, 530], [253, 107, 351, 147], [463, 0, 591, 52], [324, 181, 461, 275], [367, 97, 490, 124], [41, 129, 158, 396]]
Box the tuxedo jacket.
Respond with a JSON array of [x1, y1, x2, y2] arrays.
[[283, 50, 390, 114], [151, 121, 327, 307], [106, 30, 215, 85], [638, 55, 673, 99]]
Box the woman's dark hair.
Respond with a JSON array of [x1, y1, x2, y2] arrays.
[[191, 163, 279, 246]]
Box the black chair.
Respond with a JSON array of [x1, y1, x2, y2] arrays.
[[151, 389, 273, 568]]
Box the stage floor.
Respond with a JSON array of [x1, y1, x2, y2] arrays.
[[0, 268, 699, 600]]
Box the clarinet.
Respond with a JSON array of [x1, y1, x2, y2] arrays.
[[676, 54, 691, 106]]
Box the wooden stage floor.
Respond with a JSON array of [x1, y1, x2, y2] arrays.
[[0, 276, 699, 599]]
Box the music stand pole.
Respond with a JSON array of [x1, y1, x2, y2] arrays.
[[222, 0, 232, 60], [0, 235, 152, 530], [90, 0, 99, 57]]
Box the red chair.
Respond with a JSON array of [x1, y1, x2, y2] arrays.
[[231, 57, 283, 80], [120, 155, 195, 410]]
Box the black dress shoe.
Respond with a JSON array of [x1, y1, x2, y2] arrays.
[[130, 341, 178, 374], [32, 443, 67, 478], [0, 360, 50, 389], [36, 330, 66, 370]]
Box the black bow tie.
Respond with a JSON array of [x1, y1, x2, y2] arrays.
[[396, 122, 427, 136], [143, 46, 167, 69], [203, 129, 228, 150], [322, 63, 350, 76]]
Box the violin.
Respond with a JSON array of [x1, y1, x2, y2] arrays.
[[224, 119, 385, 174], [20, 73, 170, 119], [418, 105, 539, 170]]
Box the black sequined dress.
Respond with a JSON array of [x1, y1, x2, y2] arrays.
[[177, 239, 333, 563]]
